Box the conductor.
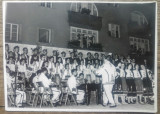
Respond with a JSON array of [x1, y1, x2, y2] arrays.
[[95, 59, 116, 107]]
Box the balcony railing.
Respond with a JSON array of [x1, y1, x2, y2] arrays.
[[68, 11, 102, 30]]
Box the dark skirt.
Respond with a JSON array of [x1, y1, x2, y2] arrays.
[[121, 77, 128, 93], [113, 77, 128, 94], [126, 78, 136, 96], [143, 77, 153, 96], [134, 78, 143, 94]]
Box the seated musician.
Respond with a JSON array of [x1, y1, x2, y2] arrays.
[[62, 64, 71, 80], [54, 62, 63, 79], [67, 69, 85, 104], [29, 59, 39, 73], [84, 63, 95, 83], [6, 66, 15, 95], [7, 57, 16, 73], [76, 73, 85, 104], [7, 66, 27, 107], [18, 59, 27, 74], [32, 70, 41, 92], [38, 68, 61, 105]]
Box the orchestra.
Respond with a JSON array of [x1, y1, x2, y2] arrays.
[[5, 44, 154, 107]]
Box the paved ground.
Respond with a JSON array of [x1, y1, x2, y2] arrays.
[[7, 103, 155, 113]]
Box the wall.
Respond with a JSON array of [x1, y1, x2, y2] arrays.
[[96, 3, 130, 55], [5, 3, 155, 56], [6, 3, 71, 48]]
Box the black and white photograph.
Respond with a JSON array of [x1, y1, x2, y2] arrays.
[[3, 1, 157, 112]]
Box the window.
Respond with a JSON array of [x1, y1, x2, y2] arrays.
[[39, 28, 51, 43], [70, 26, 98, 43], [131, 11, 148, 26], [70, 26, 98, 48], [5, 23, 19, 41], [108, 24, 120, 38], [70, 3, 98, 16], [40, 2, 52, 8], [129, 36, 150, 53]]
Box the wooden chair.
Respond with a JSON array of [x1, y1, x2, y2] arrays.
[[7, 85, 15, 107], [60, 80, 77, 106], [65, 84, 77, 106], [36, 82, 53, 107]]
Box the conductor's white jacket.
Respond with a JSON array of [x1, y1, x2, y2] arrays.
[[96, 61, 116, 84]]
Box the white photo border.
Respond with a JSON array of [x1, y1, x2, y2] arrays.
[[3, 1, 158, 113]]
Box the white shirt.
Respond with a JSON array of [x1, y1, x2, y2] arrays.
[[120, 69, 126, 77], [7, 72, 14, 89], [133, 70, 141, 78], [62, 69, 71, 79], [125, 69, 134, 78], [7, 63, 15, 72], [96, 62, 116, 84], [32, 75, 39, 88], [18, 64, 26, 73], [140, 69, 151, 78], [67, 75, 77, 94], [38, 73, 51, 88]]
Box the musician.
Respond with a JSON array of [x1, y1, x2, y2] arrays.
[[61, 51, 66, 64], [28, 59, 39, 73], [77, 52, 84, 65], [131, 59, 136, 70], [99, 53, 105, 66], [54, 62, 63, 79], [140, 65, 153, 103], [93, 53, 100, 65], [13, 46, 20, 64], [119, 63, 128, 104], [7, 57, 15, 72], [126, 55, 131, 64], [6, 66, 15, 91], [67, 52, 74, 64], [95, 59, 116, 107], [7, 65, 27, 107], [71, 59, 78, 70], [85, 52, 92, 66], [38, 68, 61, 104], [114, 63, 128, 105], [30, 48, 39, 65], [17, 59, 27, 74], [38, 54, 46, 70], [52, 50, 58, 63], [125, 64, 136, 104], [48, 56, 56, 75], [76, 65, 82, 76], [67, 69, 85, 104], [79, 60, 86, 73], [32, 70, 41, 91], [42, 49, 48, 61], [133, 64, 143, 104], [5, 44, 9, 61], [62, 64, 71, 80], [21, 47, 29, 65]]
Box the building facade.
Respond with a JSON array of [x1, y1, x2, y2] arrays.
[[5, 2, 156, 56]]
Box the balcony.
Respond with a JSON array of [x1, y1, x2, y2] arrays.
[[68, 11, 102, 31], [128, 22, 150, 38]]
